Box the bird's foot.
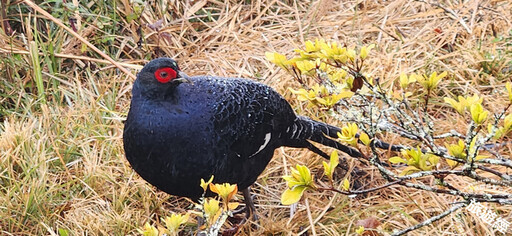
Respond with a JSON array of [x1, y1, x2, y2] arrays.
[[227, 188, 260, 231]]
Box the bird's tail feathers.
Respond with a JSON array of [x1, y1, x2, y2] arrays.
[[282, 116, 361, 158]]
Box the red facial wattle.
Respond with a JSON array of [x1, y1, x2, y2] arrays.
[[155, 67, 177, 83]]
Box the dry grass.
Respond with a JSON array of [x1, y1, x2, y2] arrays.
[[1, 0, 512, 235]]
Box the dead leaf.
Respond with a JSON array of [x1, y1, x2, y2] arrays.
[[147, 19, 163, 31], [356, 216, 381, 229]]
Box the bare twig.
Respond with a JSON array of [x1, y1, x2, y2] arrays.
[[391, 202, 466, 236]]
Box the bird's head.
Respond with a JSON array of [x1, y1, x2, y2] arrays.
[[134, 58, 192, 98]]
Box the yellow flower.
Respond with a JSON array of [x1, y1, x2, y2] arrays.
[[290, 84, 351, 108], [446, 140, 466, 159], [203, 198, 220, 221], [444, 94, 483, 115], [328, 69, 347, 83], [399, 72, 417, 89], [322, 151, 339, 181], [470, 103, 488, 125], [200, 175, 214, 192], [283, 164, 314, 188], [163, 213, 189, 234], [342, 178, 350, 191], [295, 60, 316, 75], [464, 94, 483, 107], [360, 44, 375, 60], [356, 226, 365, 235], [318, 92, 353, 107], [504, 113, 512, 133], [265, 52, 288, 70], [317, 95, 337, 107], [320, 41, 348, 62], [338, 123, 358, 147], [417, 71, 447, 90], [311, 84, 329, 96], [347, 48, 356, 61], [444, 97, 465, 115], [294, 39, 326, 59], [289, 88, 315, 101], [305, 39, 326, 52], [138, 222, 158, 236], [446, 158, 459, 168], [281, 164, 315, 205], [389, 147, 440, 175], [304, 40, 316, 52], [209, 183, 238, 204]]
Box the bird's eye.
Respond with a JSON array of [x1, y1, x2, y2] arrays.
[[154, 67, 177, 83]]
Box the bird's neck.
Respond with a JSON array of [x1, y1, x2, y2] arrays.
[[132, 81, 180, 102]]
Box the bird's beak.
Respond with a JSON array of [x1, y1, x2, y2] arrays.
[[175, 71, 193, 85]]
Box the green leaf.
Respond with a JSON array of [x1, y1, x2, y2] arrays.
[[342, 178, 350, 191], [329, 151, 339, 170], [281, 186, 306, 205], [322, 161, 332, 179], [506, 82, 512, 103], [265, 52, 288, 69], [399, 166, 420, 176], [359, 132, 371, 146], [296, 164, 312, 184], [470, 103, 488, 125], [389, 156, 406, 164], [446, 159, 459, 168], [58, 228, 69, 236], [126, 13, 139, 22]]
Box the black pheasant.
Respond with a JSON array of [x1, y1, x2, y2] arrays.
[[123, 57, 362, 210]]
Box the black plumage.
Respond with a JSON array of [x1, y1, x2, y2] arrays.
[[123, 57, 360, 202]]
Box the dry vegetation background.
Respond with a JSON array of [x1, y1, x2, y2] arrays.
[[1, 0, 512, 235]]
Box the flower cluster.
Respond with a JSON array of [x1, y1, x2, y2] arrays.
[[138, 175, 239, 236], [389, 147, 440, 176], [267, 39, 512, 235], [266, 39, 374, 109], [281, 164, 316, 205]]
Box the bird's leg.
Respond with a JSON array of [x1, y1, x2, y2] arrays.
[[231, 188, 258, 221], [242, 188, 259, 222]]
